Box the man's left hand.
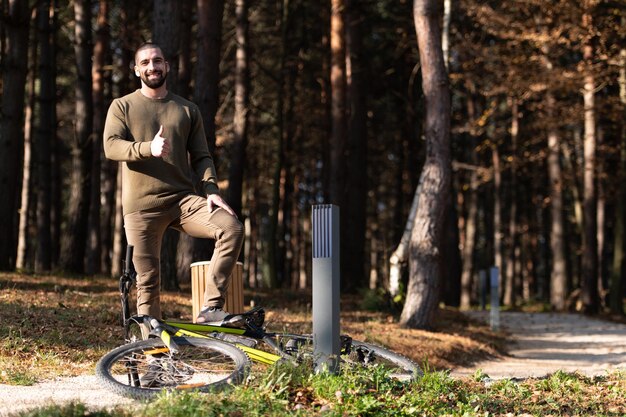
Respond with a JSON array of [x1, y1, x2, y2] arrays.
[[207, 194, 237, 217]]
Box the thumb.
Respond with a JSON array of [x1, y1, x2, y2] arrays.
[[157, 125, 164, 136]]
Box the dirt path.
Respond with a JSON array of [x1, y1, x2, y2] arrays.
[[2, 311, 626, 416], [451, 311, 626, 379]]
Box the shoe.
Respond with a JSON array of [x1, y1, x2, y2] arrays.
[[196, 307, 229, 324], [140, 361, 165, 388]]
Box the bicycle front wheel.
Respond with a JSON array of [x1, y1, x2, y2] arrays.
[[96, 337, 250, 400]]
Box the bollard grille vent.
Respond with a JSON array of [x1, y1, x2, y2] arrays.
[[312, 204, 337, 258]]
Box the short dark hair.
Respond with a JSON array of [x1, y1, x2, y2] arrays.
[[134, 42, 164, 65]]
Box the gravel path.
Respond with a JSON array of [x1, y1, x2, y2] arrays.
[[451, 311, 626, 379], [2, 311, 626, 416], [0, 375, 137, 417]]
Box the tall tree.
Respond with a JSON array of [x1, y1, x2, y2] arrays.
[[401, 0, 451, 329], [16, 8, 37, 271], [35, 0, 56, 273], [580, 0, 599, 314], [0, 0, 30, 270], [86, 0, 109, 275], [227, 0, 249, 220], [547, 90, 567, 310], [60, 0, 93, 273], [344, 0, 368, 289]]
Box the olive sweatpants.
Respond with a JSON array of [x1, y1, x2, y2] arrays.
[[124, 194, 244, 319]]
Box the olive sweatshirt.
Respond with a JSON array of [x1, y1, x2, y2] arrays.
[[103, 90, 219, 215]]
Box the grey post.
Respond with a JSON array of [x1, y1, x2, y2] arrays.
[[312, 204, 340, 374], [489, 266, 500, 331]]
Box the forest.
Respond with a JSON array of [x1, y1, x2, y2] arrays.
[[0, 0, 625, 329]]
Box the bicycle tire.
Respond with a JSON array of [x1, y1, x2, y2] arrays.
[[96, 337, 250, 400], [280, 334, 421, 382]]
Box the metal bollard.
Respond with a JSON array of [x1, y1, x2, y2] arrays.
[[312, 204, 340, 374]]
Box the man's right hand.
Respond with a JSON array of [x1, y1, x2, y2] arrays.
[[151, 125, 170, 158]]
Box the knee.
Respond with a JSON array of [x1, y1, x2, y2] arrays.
[[222, 218, 244, 245]]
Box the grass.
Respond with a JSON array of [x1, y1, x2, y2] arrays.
[[2, 272, 625, 416], [11, 366, 626, 416]]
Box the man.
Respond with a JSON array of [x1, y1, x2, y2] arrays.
[[103, 42, 243, 326]]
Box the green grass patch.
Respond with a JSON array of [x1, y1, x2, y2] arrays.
[[11, 366, 626, 417]]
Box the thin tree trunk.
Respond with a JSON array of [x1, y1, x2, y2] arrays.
[[177, 0, 193, 99], [610, 44, 626, 315], [547, 91, 567, 310], [60, 0, 93, 273], [329, 0, 347, 203], [227, 0, 249, 220], [0, 0, 30, 270], [344, 0, 368, 290], [16, 8, 37, 271], [492, 143, 503, 300], [196, 0, 223, 154], [581, 3, 599, 314], [459, 84, 479, 309], [401, 0, 451, 329], [503, 97, 518, 307], [460, 171, 478, 309], [86, 0, 109, 275], [35, 0, 55, 273]]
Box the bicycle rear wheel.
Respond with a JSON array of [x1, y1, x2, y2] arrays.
[[279, 335, 421, 382], [96, 337, 250, 400]]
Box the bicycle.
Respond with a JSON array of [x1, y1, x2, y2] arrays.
[[96, 246, 421, 399]]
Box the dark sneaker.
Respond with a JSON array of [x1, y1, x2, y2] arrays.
[[140, 361, 165, 388], [196, 307, 229, 324]]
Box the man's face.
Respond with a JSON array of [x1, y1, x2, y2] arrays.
[[134, 47, 168, 89]]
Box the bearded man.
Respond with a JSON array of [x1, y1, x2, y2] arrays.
[[103, 42, 244, 330]]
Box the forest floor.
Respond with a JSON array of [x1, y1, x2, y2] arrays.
[[0, 272, 625, 416]]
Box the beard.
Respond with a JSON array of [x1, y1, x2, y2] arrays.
[[141, 70, 168, 89]]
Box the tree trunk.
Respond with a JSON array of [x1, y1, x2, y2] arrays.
[[86, 0, 109, 275], [16, 10, 37, 271], [177, 0, 193, 99], [547, 91, 567, 310], [0, 0, 30, 270], [60, 0, 93, 273], [344, 0, 368, 290], [35, 0, 56, 273], [610, 44, 626, 315], [195, 0, 223, 154], [492, 143, 503, 301], [329, 0, 347, 203], [400, 0, 451, 329], [581, 3, 599, 314], [503, 97, 518, 307], [227, 0, 249, 220]]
